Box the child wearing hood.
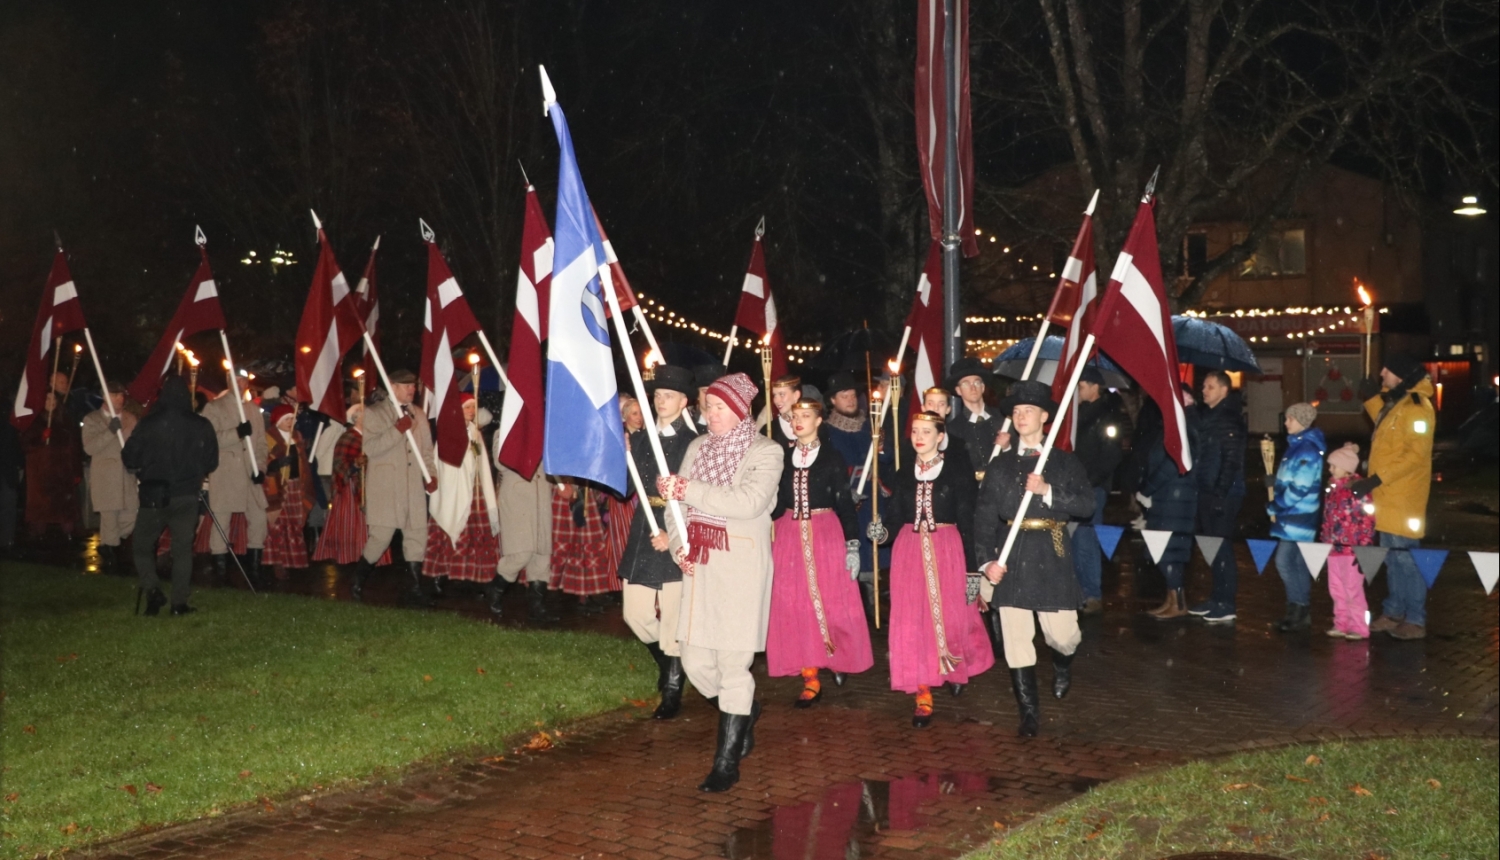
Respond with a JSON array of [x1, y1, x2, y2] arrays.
[[1321, 442, 1376, 639]]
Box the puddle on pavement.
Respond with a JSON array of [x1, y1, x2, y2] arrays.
[[723, 772, 1001, 859]]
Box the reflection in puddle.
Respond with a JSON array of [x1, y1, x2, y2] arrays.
[[724, 773, 995, 859]]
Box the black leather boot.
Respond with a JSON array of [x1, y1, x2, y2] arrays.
[[401, 562, 432, 607], [143, 587, 168, 617], [483, 576, 508, 617], [246, 549, 264, 591], [984, 607, 1004, 658], [1010, 667, 1040, 737], [739, 700, 761, 758], [352, 558, 373, 601], [643, 641, 671, 690], [430, 575, 448, 599], [699, 712, 749, 793], [526, 581, 558, 623], [211, 554, 228, 588], [859, 580, 876, 625], [832, 672, 847, 687], [1051, 648, 1074, 699], [654, 656, 685, 720]]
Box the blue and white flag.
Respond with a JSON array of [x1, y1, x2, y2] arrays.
[[540, 66, 628, 494]]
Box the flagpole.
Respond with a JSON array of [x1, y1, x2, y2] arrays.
[[987, 320, 1050, 461], [359, 330, 434, 486], [721, 325, 739, 366], [624, 444, 660, 536], [81, 328, 125, 447], [993, 334, 1095, 570], [854, 325, 911, 497], [599, 264, 691, 546], [632, 306, 664, 361], [473, 331, 516, 399], [218, 330, 260, 478]]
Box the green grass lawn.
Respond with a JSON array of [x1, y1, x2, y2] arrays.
[[967, 737, 1498, 860], [0, 562, 656, 859]]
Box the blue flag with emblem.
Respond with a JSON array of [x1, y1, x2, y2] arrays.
[[539, 66, 627, 494]]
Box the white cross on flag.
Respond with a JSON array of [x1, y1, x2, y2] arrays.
[[732, 225, 786, 379], [495, 185, 554, 477], [420, 233, 485, 467], [294, 226, 363, 420], [904, 241, 945, 411], [128, 244, 227, 405], [1048, 193, 1100, 450], [11, 251, 88, 431], [352, 236, 381, 377]]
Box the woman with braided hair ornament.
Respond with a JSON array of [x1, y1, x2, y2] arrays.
[[654, 372, 784, 793], [767, 398, 872, 708], [868, 410, 992, 729]]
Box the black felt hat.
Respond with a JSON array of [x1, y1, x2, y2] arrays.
[[648, 365, 696, 397], [826, 371, 861, 395], [691, 363, 727, 389], [944, 356, 992, 390], [998, 379, 1059, 418], [1077, 365, 1106, 386]]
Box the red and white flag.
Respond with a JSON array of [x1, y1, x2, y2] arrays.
[[496, 185, 554, 477], [1047, 192, 1100, 450], [11, 251, 88, 431], [592, 209, 638, 318], [904, 241, 945, 411], [129, 245, 227, 405], [420, 233, 485, 467], [1091, 197, 1193, 472], [731, 223, 786, 379], [351, 236, 381, 376], [294, 226, 362, 420], [915, 0, 978, 258]]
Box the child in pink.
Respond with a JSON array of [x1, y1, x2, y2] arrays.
[[1321, 442, 1376, 639]]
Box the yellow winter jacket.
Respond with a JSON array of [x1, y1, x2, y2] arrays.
[[1363, 377, 1435, 538]]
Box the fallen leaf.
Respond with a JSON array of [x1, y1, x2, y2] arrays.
[[475, 667, 486, 675], [521, 731, 554, 752], [1315, 812, 1331, 823], [1426, 778, 1442, 789], [1384, 807, 1399, 815], [121, 784, 137, 796], [1285, 774, 1312, 783], [238, 771, 252, 780], [445, 715, 453, 722], [422, 675, 433, 682], [1350, 783, 1373, 797], [1305, 754, 1323, 765], [1222, 783, 1260, 792], [5, 792, 18, 802], [145, 783, 163, 794], [21, 725, 35, 735], [1307, 796, 1328, 806], [991, 821, 1007, 830], [57, 653, 78, 663], [480, 755, 505, 764], [627, 698, 652, 708], [60, 822, 78, 835]]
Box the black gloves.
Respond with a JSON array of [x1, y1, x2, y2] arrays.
[[251, 471, 265, 485], [1348, 475, 1382, 497], [107, 416, 122, 434], [236, 421, 253, 439]]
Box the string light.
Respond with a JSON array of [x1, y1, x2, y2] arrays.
[[634, 292, 821, 363]]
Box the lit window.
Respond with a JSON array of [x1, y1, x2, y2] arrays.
[[1235, 229, 1307, 278]]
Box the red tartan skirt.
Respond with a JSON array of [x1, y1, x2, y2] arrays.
[[552, 492, 616, 596], [425, 493, 500, 582], [604, 496, 635, 576], [190, 511, 248, 555], [313, 484, 390, 565], [262, 479, 309, 568]]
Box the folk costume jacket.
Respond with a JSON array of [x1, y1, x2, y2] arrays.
[[362, 397, 436, 532], [973, 447, 1095, 611], [883, 454, 979, 570], [618, 416, 697, 588], [81, 406, 136, 515], [771, 442, 858, 540]]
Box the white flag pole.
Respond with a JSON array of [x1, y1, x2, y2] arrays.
[[854, 325, 911, 497], [360, 329, 433, 486], [988, 319, 1051, 461], [721, 325, 739, 366], [994, 333, 1095, 569], [600, 264, 690, 546], [80, 328, 124, 447], [474, 331, 515, 396], [625, 445, 661, 536], [218, 330, 260, 478]]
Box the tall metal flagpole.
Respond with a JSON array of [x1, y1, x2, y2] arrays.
[[940, 0, 962, 374]]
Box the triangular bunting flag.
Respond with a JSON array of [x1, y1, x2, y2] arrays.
[[1094, 525, 1125, 560], [1469, 551, 1498, 595], [1354, 546, 1388, 584], [1246, 538, 1277, 575], [1296, 541, 1335, 582], [1194, 535, 1224, 566], [1407, 548, 1448, 589], [1141, 529, 1174, 564]]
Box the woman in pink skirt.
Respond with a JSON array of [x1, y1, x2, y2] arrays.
[[870, 411, 992, 728], [425, 394, 500, 586], [767, 398, 872, 707], [262, 404, 314, 578]]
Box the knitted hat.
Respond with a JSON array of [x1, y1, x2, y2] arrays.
[[1285, 402, 1317, 428], [1327, 441, 1360, 474], [270, 404, 295, 428], [1381, 352, 1424, 383], [705, 372, 758, 421]]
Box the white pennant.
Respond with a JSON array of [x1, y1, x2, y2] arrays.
[[1194, 535, 1224, 566], [1141, 529, 1174, 564], [1470, 551, 1499, 596], [1354, 546, 1389, 584], [1297, 541, 1335, 582]]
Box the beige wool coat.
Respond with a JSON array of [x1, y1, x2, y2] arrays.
[[202, 393, 269, 513], [495, 462, 553, 559], [81, 407, 136, 513], [363, 398, 436, 532], [666, 434, 784, 653]]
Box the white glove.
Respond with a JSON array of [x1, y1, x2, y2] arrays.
[[865, 521, 888, 544], [845, 540, 861, 580], [1135, 491, 1153, 509]]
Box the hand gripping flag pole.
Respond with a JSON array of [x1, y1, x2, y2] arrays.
[[360, 323, 433, 486]]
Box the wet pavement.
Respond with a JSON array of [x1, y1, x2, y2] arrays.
[[12, 463, 1497, 860]]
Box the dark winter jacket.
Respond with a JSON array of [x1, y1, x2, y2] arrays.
[[617, 416, 696, 587], [1193, 390, 1247, 499], [1135, 401, 1197, 565], [1268, 427, 1326, 542], [1074, 394, 1128, 489], [882, 455, 978, 570], [122, 377, 218, 501], [947, 401, 1002, 476], [973, 446, 1095, 611]]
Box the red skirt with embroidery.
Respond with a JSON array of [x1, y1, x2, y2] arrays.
[[313, 484, 390, 565], [551, 491, 615, 595], [424, 493, 500, 581], [262, 480, 309, 568]]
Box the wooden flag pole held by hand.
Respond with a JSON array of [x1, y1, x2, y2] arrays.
[[218, 331, 261, 477], [81, 328, 125, 447], [360, 330, 433, 486], [855, 325, 911, 497]]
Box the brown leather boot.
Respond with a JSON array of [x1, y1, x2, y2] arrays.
[[1146, 590, 1175, 617], [1149, 588, 1188, 620]]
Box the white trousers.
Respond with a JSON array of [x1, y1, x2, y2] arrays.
[[680, 645, 755, 715], [622, 580, 682, 656], [998, 606, 1081, 668]]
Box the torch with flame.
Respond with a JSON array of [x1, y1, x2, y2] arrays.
[[642, 348, 663, 380], [353, 367, 366, 404], [1355, 279, 1376, 378], [468, 352, 481, 397], [886, 358, 902, 470]]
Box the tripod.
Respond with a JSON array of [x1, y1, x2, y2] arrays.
[[199, 489, 257, 593]]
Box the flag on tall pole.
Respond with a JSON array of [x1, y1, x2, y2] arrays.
[[294, 213, 363, 420], [128, 240, 228, 405], [352, 236, 381, 377], [495, 184, 553, 477], [905, 241, 945, 410], [915, 0, 977, 259], [592, 209, 639, 318], [730, 219, 787, 380], [11, 250, 89, 431], [1090, 186, 1193, 473], [1046, 190, 1101, 450], [418, 224, 486, 468], [540, 67, 628, 494]]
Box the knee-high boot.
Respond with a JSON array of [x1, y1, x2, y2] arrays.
[[654, 655, 684, 720], [983, 607, 1004, 659], [526, 581, 558, 623], [211, 553, 228, 588], [643, 641, 670, 690], [352, 557, 373, 601], [484, 575, 508, 617], [1050, 648, 1074, 699], [1010, 667, 1040, 737], [698, 711, 750, 793], [402, 561, 432, 607]]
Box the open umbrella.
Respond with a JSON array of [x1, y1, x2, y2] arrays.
[[805, 328, 898, 377], [1170, 316, 1261, 372], [991, 336, 1132, 389]]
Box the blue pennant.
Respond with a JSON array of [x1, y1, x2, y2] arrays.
[[1246, 538, 1277, 575], [1407, 548, 1449, 589], [1094, 525, 1125, 560]]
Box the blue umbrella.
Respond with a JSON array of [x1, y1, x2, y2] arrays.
[[991, 336, 1131, 389], [1170, 316, 1260, 372]]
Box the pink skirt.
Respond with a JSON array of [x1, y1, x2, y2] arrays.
[[425, 494, 500, 582], [766, 510, 874, 677], [887, 525, 995, 693], [262, 481, 309, 569]]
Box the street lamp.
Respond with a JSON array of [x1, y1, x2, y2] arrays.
[[1453, 195, 1487, 216]]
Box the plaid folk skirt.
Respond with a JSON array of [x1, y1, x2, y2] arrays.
[[552, 491, 616, 596], [158, 512, 245, 556], [262, 480, 309, 569], [424, 493, 500, 582], [313, 484, 390, 565]]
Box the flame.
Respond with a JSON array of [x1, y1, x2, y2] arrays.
[[887, 358, 900, 375], [1355, 280, 1373, 307], [643, 348, 663, 369], [299, 345, 313, 354], [73, 343, 83, 354], [186, 351, 200, 368], [468, 352, 480, 366], [352, 368, 365, 379], [222, 359, 231, 371]]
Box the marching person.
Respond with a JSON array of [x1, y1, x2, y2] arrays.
[[122, 377, 218, 616], [202, 387, 269, 587], [425, 393, 500, 589], [313, 404, 390, 569], [767, 398, 872, 707], [760, 373, 818, 448], [491, 460, 557, 623], [551, 478, 613, 611], [20, 390, 83, 541], [903, 387, 972, 472], [822, 370, 893, 622], [617, 366, 697, 719], [353, 370, 437, 606], [81, 382, 138, 574], [656, 372, 783, 793], [871, 410, 991, 728], [1070, 367, 1128, 614], [974, 380, 1095, 737], [601, 398, 641, 602], [262, 404, 314, 580], [944, 357, 1002, 478]]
